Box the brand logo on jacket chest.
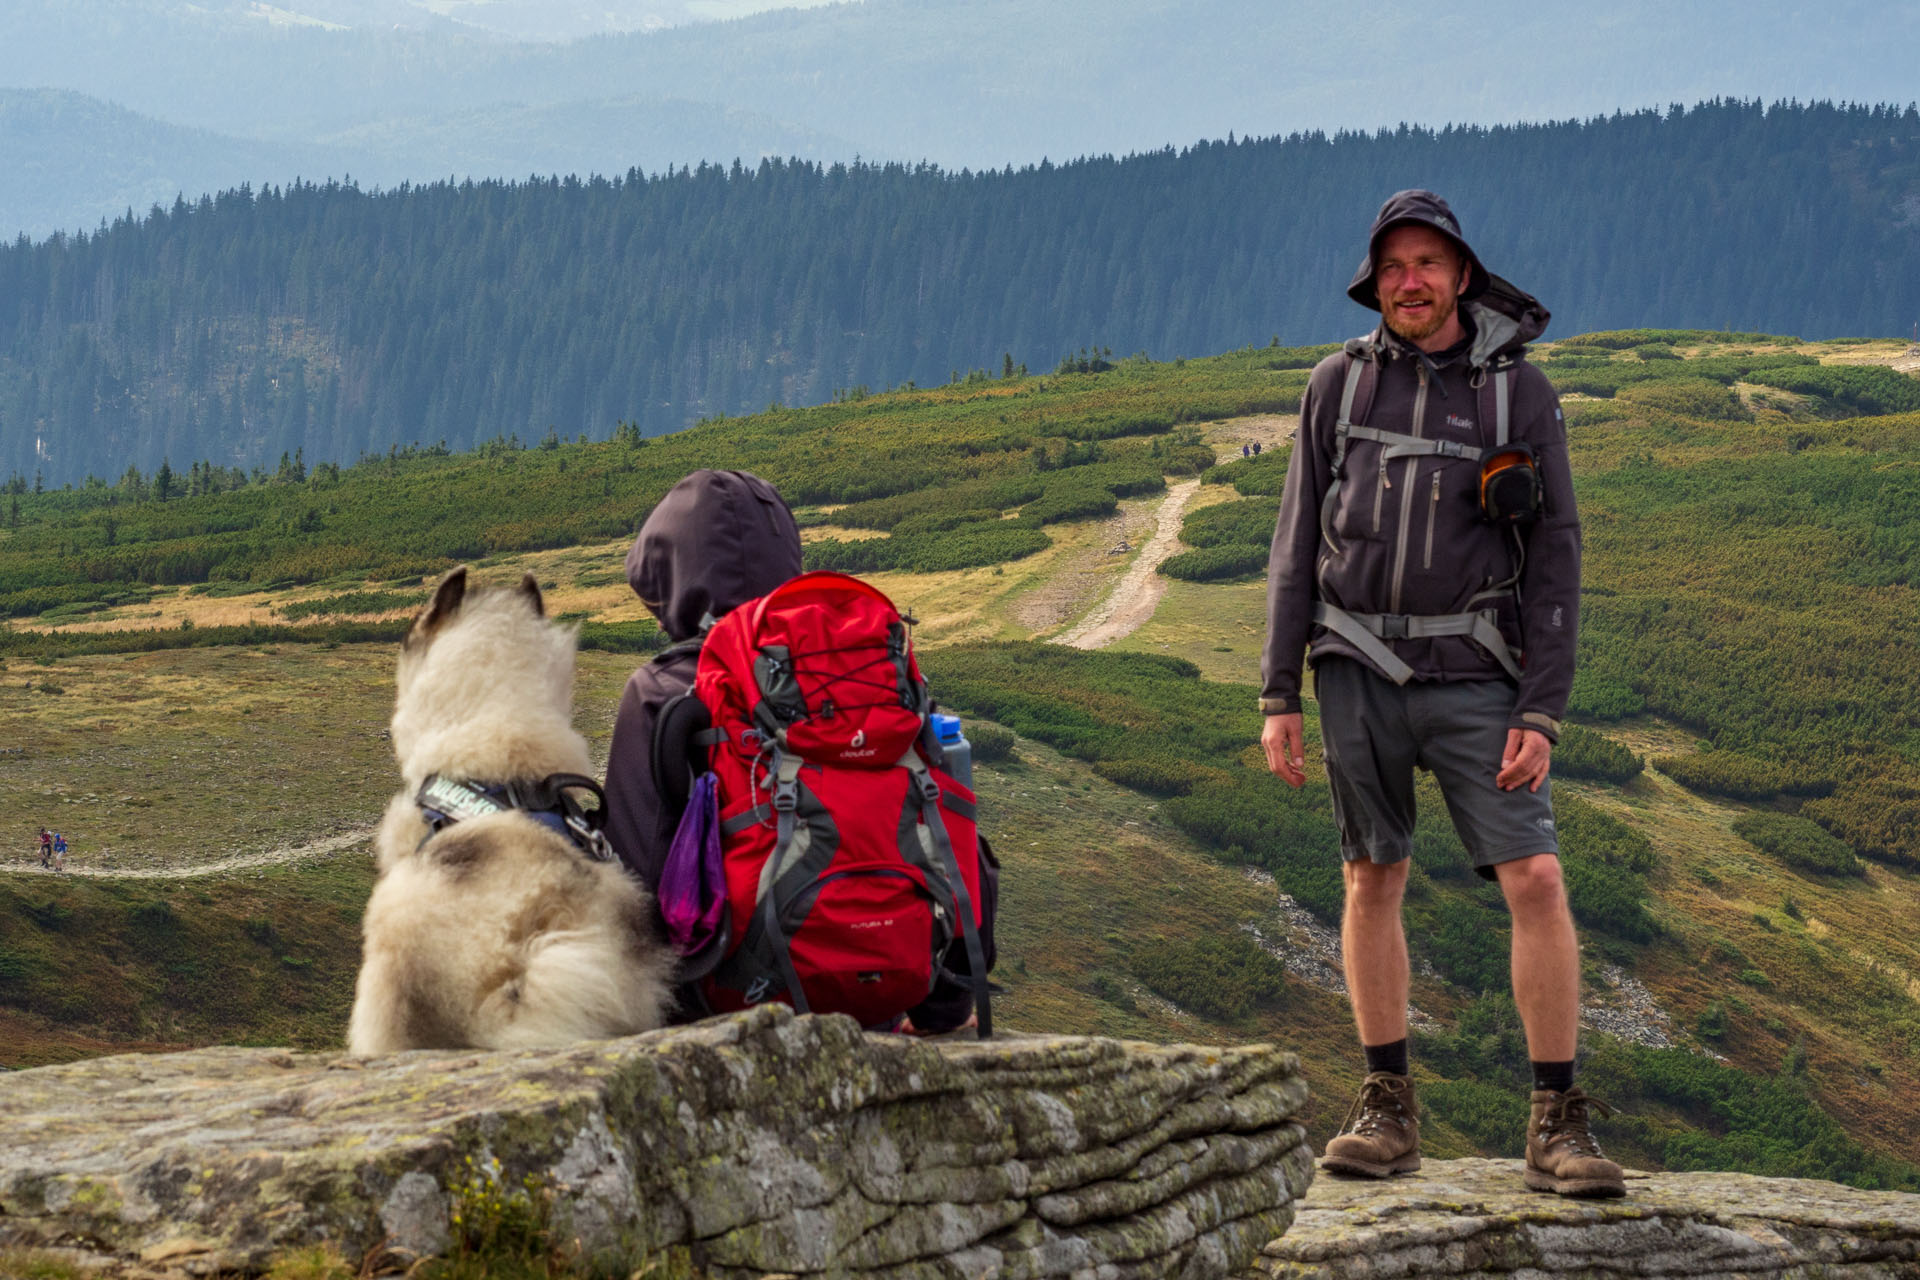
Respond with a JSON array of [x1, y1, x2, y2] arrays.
[[1445, 413, 1476, 432]]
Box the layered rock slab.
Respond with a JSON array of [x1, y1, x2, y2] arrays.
[[1251, 1156, 1920, 1278], [0, 1005, 1312, 1277]]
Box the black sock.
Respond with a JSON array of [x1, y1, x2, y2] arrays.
[[1364, 1038, 1409, 1078], [1532, 1059, 1575, 1094]]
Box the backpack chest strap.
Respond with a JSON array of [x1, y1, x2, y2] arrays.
[[1340, 423, 1485, 463]]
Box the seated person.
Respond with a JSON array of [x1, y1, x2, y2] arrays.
[[602, 469, 995, 1032]]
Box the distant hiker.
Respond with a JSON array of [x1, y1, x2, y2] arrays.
[[1243, 443, 1251, 458], [602, 470, 997, 1033], [1252, 441, 1262, 455], [52, 832, 67, 873], [38, 827, 52, 868], [1259, 191, 1616, 1197]]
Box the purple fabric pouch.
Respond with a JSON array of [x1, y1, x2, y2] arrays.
[[659, 771, 729, 976]]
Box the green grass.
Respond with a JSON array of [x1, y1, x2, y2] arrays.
[[0, 855, 374, 1063]]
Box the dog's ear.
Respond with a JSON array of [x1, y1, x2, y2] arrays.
[[407, 566, 469, 647], [518, 572, 545, 617]]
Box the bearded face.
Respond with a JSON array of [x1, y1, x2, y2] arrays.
[[1375, 224, 1472, 347]]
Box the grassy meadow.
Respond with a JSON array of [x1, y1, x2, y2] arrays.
[[4, 334, 1920, 1189]]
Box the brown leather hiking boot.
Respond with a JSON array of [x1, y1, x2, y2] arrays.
[[1525, 1087, 1626, 1197], [1321, 1072, 1420, 1177]]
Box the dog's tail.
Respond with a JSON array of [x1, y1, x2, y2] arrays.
[[478, 928, 673, 1049]]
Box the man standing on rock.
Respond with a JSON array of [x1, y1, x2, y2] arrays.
[[1259, 190, 1622, 1198]]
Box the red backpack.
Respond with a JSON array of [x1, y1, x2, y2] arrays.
[[664, 571, 991, 1034]]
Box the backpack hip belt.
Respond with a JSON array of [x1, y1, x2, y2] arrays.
[[1317, 348, 1527, 685], [1311, 601, 1521, 684]]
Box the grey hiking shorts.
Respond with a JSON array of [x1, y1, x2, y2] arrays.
[[1314, 657, 1559, 879]]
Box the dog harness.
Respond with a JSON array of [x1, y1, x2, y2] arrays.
[[415, 773, 618, 862]]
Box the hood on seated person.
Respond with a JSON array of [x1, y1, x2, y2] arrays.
[[626, 469, 803, 641]]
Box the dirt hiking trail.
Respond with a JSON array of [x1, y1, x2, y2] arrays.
[[3, 829, 372, 881], [1053, 478, 1202, 650]]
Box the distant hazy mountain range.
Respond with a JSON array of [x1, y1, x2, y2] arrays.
[[3, 0, 1916, 239]]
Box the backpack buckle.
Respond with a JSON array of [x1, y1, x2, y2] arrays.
[[772, 778, 799, 812], [1377, 614, 1410, 640]]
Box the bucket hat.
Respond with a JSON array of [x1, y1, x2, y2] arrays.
[[1347, 189, 1491, 311]]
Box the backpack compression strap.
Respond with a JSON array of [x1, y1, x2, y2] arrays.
[[901, 752, 992, 1040]]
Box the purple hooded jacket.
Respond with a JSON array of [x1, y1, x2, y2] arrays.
[[603, 469, 805, 891]]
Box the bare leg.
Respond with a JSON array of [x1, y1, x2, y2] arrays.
[[1494, 853, 1580, 1061], [1342, 859, 1412, 1046]]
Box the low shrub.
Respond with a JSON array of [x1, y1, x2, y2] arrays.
[[1616, 377, 1750, 421], [1201, 449, 1291, 496], [1553, 726, 1645, 784], [1130, 932, 1289, 1023], [1556, 795, 1658, 941], [966, 722, 1016, 764], [1422, 900, 1511, 991], [1801, 780, 1920, 868], [1178, 496, 1281, 548], [1423, 1079, 1530, 1153], [1732, 812, 1863, 876], [1091, 756, 1233, 796], [1570, 329, 1789, 350], [804, 522, 1052, 574], [1744, 365, 1920, 417], [575, 620, 666, 654], [1654, 751, 1833, 801], [1159, 544, 1268, 582], [1565, 669, 1645, 720], [277, 589, 422, 621], [1163, 780, 1345, 921]]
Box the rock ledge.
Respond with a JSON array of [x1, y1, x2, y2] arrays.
[[0, 1006, 1312, 1278], [1253, 1156, 1920, 1278]]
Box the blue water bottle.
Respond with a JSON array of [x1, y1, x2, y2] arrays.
[[929, 712, 973, 789]]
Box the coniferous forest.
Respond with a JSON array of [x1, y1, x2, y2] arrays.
[[2, 99, 1917, 485]]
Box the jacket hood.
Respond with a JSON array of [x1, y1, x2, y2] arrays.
[[1458, 275, 1552, 364], [626, 469, 803, 641]]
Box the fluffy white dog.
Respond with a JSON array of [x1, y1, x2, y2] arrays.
[[347, 567, 672, 1054]]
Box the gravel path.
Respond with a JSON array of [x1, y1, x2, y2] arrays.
[[1, 829, 372, 881], [1052, 478, 1202, 650]]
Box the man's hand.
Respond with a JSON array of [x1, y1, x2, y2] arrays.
[[1497, 728, 1552, 793], [1262, 713, 1307, 788]]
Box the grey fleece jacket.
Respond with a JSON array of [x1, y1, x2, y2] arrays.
[[1259, 300, 1581, 741]]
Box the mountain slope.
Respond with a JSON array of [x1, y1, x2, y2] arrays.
[[4, 335, 1919, 1186], [0, 90, 344, 241]]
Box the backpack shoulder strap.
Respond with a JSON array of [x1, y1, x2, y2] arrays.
[[650, 690, 719, 815], [1320, 346, 1380, 544], [1476, 356, 1520, 448]]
